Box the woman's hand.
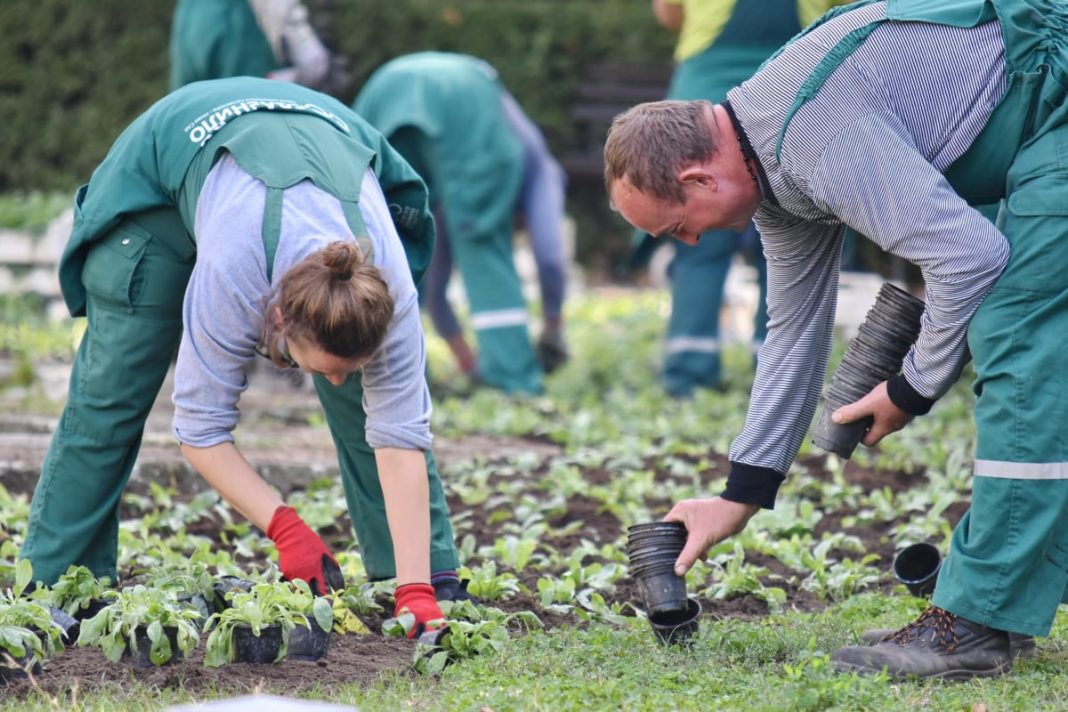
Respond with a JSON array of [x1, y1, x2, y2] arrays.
[[664, 497, 760, 575], [832, 380, 912, 447]]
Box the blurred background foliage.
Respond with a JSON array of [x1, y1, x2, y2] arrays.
[[0, 0, 672, 271]]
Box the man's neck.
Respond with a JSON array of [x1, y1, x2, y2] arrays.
[[710, 103, 764, 221]]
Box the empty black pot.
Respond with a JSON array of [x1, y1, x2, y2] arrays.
[[233, 624, 284, 664], [648, 597, 702, 646], [893, 542, 941, 598]]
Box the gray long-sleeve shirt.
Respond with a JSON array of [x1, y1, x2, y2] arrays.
[[724, 2, 1010, 503], [172, 153, 432, 450]]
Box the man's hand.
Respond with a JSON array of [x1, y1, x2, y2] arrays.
[[394, 583, 446, 639], [266, 505, 345, 595], [832, 380, 912, 447], [664, 497, 759, 575]]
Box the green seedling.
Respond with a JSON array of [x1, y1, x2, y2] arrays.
[[1, 560, 64, 666], [76, 584, 201, 665], [203, 580, 326, 667], [32, 565, 115, 617]]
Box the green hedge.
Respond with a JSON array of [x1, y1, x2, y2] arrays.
[[1, 0, 672, 190], [1, 0, 671, 266]]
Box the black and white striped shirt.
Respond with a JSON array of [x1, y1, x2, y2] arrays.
[[724, 2, 1009, 505]]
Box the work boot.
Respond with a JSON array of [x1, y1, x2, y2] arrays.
[[433, 577, 479, 604], [857, 626, 1036, 659], [536, 330, 569, 374], [832, 606, 1013, 680]]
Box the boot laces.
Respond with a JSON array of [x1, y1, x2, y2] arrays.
[[889, 606, 961, 653]]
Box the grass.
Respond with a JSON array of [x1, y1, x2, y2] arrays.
[[1, 287, 1062, 711], [8, 596, 1068, 711]]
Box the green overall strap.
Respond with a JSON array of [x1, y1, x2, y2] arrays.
[[774, 23, 880, 160], [261, 190, 375, 286], [340, 199, 375, 263], [262, 187, 284, 284], [772, 0, 999, 161]]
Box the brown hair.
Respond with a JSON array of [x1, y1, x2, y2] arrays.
[[264, 241, 394, 367], [603, 100, 718, 204]]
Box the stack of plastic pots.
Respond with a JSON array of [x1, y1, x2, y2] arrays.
[[626, 522, 701, 645], [812, 283, 925, 458]]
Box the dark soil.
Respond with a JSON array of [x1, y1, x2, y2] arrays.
[[2, 439, 968, 702], [3, 633, 414, 697]]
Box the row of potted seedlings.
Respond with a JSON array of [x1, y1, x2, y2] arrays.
[[0, 560, 338, 682]]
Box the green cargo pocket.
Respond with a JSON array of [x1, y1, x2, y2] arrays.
[[81, 220, 151, 311]]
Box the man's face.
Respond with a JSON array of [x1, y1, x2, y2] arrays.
[[610, 175, 733, 245]]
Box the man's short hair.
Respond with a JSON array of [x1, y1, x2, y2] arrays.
[[604, 100, 717, 204]]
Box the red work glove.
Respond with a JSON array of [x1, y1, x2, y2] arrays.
[[266, 505, 345, 595], [394, 583, 445, 639]]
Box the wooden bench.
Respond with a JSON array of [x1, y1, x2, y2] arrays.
[[560, 61, 674, 183]]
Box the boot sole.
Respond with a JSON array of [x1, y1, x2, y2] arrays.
[[832, 659, 1011, 681]]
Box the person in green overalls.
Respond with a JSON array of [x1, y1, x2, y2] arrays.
[[354, 52, 551, 395], [640, 0, 848, 397], [170, 0, 332, 91], [18, 77, 469, 638], [604, 0, 1068, 680]]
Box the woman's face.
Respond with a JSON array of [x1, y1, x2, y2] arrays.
[[286, 336, 366, 386]]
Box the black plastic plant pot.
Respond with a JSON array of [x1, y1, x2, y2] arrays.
[[811, 402, 872, 459], [233, 624, 284, 664], [648, 597, 701, 647], [178, 593, 214, 625], [76, 598, 113, 622], [211, 577, 256, 613], [286, 617, 331, 661], [633, 564, 688, 616], [0, 653, 41, 683], [628, 521, 687, 536], [127, 625, 183, 668], [627, 523, 687, 555], [893, 542, 942, 598], [623, 542, 683, 559], [49, 606, 80, 642]]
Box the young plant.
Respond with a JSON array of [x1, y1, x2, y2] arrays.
[[407, 600, 543, 676], [34, 565, 115, 617], [326, 589, 371, 635], [1, 560, 64, 666], [458, 562, 520, 601], [75, 584, 201, 665], [203, 580, 325, 666], [700, 542, 787, 612]]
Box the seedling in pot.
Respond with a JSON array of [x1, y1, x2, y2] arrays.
[[1, 561, 65, 678], [75, 584, 201, 666], [203, 580, 325, 666], [22, 565, 107, 642]]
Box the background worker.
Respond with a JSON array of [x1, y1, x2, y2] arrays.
[[604, 0, 1066, 680], [355, 52, 571, 393], [170, 0, 333, 91], [19, 77, 468, 636], [642, 0, 849, 397]]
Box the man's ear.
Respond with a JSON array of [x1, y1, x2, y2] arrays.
[[270, 305, 285, 328], [677, 165, 717, 190]]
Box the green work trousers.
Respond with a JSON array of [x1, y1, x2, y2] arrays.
[[20, 208, 459, 585], [932, 43, 1068, 637], [663, 225, 768, 397]]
